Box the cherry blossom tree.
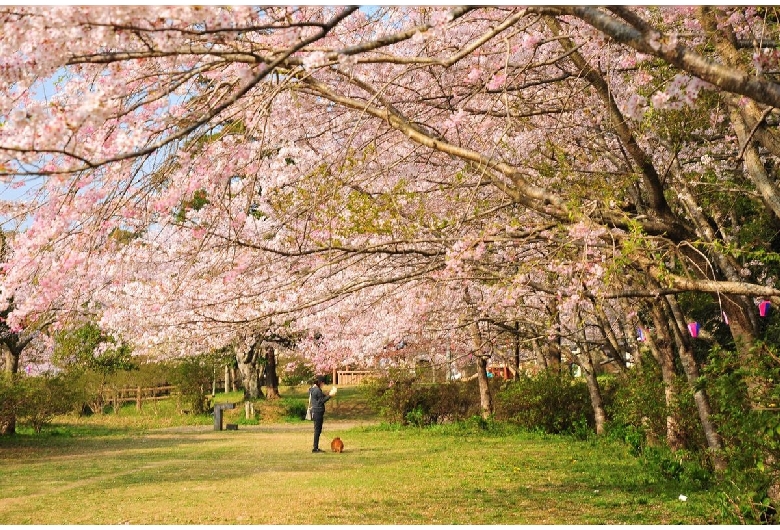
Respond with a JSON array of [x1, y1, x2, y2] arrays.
[[0, 7, 780, 476]]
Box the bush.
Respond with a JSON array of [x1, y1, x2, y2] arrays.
[[605, 354, 705, 453], [0, 374, 83, 434], [703, 342, 780, 517], [283, 398, 308, 421], [365, 371, 484, 426], [605, 423, 646, 456], [167, 357, 214, 414], [641, 445, 712, 490], [716, 487, 778, 525], [18, 374, 82, 433], [367, 370, 595, 432], [67, 370, 110, 414], [604, 357, 667, 448], [493, 371, 592, 435]]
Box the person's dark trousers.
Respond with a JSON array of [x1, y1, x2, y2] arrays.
[[312, 410, 325, 450]]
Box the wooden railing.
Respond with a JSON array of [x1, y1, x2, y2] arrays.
[[335, 370, 375, 386], [103, 385, 178, 411]]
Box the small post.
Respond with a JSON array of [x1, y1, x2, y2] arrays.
[[225, 365, 230, 393], [332, 367, 337, 385], [214, 402, 235, 431], [136, 386, 142, 411], [214, 406, 222, 431]]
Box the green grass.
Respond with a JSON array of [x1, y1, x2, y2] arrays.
[[0, 387, 727, 524]]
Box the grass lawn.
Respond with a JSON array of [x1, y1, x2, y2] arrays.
[[0, 386, 726, 524]]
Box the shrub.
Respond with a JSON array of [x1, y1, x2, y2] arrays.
[[18, 374, 82, 433], [167, 356, 214, 414], [640, 445, 712, 490], [283, 398, 308, 421], [703, 341, 780, 518], [604, 357, 666, 448], [68, 370, 110, 414], [493, 371, 592, 435], [716, 487, 778, 525], [365, 371, 484, 426], [0, 374, 83, 434], [605, 355, 704, 453]]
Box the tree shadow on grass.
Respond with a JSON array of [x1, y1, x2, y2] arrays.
[[0, 424, 217, 459]]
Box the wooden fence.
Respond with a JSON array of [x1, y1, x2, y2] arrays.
[[103, 370, 379, 412], [334, 370, 376, 386], [103, 385, 178, 411]]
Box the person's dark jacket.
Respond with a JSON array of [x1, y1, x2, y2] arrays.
[[309, 384, 331, 412]]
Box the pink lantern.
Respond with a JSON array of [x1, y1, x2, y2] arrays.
[[722, 311, 729, 325], [688, 322, 700, 338], [760, 300, 771, 317]]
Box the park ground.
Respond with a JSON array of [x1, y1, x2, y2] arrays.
[[0, 387, 726, 524]]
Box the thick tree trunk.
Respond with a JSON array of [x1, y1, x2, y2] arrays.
[[263, 343, 281, 399], [230, 367, 239, 392], [720, 294, 759, 357], [236, 339, 264, 400], [237, 361, 263, 399], [0, 413, 15, 435], [475, 355, 493, 419], [545, 312, 564, 373], [532, 338, 547, 373], [569, 309, 607, 436], [3, 348, 19, 375], [545, 344, 562, 373], [0, 347, 20, 435]]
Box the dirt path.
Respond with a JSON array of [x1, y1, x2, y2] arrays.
[[151, 419, 379, 434]]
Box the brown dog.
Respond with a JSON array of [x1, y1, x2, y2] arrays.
[[331, 437, 344, 453]]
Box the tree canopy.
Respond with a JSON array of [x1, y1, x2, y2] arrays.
[[0, 6, 778, 402]]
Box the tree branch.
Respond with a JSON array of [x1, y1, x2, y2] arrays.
[[538, 6, 780, 109]]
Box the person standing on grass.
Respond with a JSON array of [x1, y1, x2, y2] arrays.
[[309, 375, 336, 453]]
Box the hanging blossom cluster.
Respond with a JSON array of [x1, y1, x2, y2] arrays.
[[753, 48, 780, 75], [650, 74, 716, 111]]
